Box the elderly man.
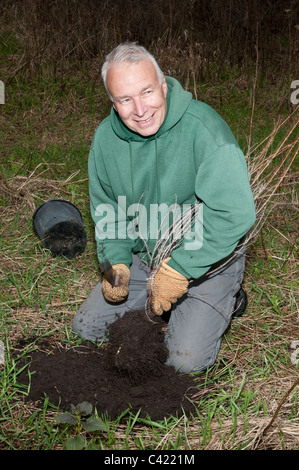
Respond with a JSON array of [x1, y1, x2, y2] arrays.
[[73, 42, 256, 373]]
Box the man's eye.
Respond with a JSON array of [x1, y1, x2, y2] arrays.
[[121, 98, 131, 104], [144, 90, 152, 96]]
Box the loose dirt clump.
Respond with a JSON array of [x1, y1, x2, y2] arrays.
[[105, 310, 169, 383], [18, 311, 199, 421], [41, 220, 87, 259]]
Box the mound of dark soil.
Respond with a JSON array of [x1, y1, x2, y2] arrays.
[[18, 311, 199, 421]]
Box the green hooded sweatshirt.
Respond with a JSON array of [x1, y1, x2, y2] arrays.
[[88, 76, 256, 279]]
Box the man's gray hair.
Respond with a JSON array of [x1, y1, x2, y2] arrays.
[[101, 42, 164, 100]]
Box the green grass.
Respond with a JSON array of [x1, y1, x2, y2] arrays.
[[0, 58, 298, 450]]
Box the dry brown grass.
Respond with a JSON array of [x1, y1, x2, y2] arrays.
[[1, 0, 298, 83]]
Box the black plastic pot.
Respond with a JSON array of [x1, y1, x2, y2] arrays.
[[33, 199, 87, 259]]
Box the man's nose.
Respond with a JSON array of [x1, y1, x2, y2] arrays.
[[133, 98, 147, 116]]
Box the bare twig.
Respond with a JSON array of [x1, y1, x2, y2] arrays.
[[257, 376, 299, 443]]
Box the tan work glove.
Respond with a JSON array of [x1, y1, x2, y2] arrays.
[[148, 258, 188, 315], [102, 264, 130, 303]]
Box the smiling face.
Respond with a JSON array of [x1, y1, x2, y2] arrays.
[[106, 59, 168, 137]]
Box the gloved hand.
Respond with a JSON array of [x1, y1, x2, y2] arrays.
[[102, 264, 130, 303], [147, 258, 188, 315]]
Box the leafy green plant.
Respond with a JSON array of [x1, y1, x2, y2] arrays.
[[55, 401, 108, 450]]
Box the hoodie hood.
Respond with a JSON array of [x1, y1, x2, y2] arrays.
[[109, 76, 193, 142]]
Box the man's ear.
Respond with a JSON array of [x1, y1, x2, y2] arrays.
[[162, 75, 168, 97]]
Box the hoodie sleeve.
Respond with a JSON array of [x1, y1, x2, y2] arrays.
[[167, 142, 256, 279], [88, 145, 135, 269]]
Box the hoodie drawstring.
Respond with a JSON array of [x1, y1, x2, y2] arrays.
[[155, 135, 160, 205], [129, 141, 135, 203]]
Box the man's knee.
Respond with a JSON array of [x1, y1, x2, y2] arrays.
[[165, 346, 218, 373]]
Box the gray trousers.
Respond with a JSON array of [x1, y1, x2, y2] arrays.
[[72, 251, 246, 373]]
